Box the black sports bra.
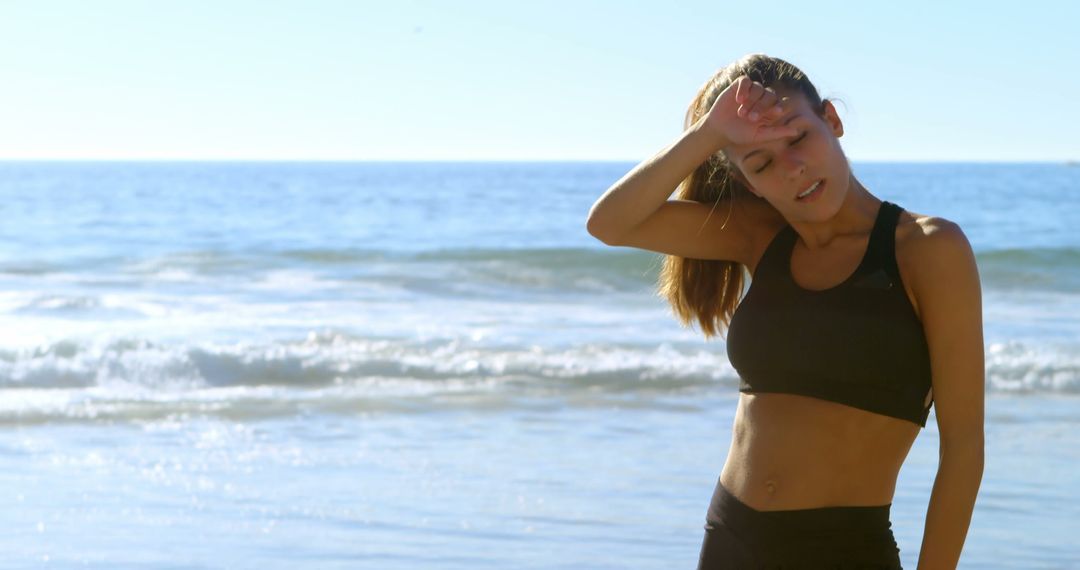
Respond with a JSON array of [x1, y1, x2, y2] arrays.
[[726, 201, 934, 427]]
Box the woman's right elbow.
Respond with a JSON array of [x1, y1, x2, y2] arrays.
[[585, 214, 623, 245]]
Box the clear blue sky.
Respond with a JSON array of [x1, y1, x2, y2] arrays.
[[0, 0, 1076, 162]]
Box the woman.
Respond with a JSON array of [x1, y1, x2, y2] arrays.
[[586, 54, 984, 568]]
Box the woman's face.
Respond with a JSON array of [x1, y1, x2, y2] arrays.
[[723, 92, 849, 220]]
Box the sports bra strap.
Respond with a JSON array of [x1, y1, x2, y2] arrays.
[[755, 200, 903, 285], [868, 201, 902, 282]]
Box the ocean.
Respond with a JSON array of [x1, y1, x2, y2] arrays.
[[0, 161, 1077, 568]]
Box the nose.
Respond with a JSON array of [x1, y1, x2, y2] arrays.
[[781, 152, 807, 182]]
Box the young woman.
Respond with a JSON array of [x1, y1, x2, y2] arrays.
[[586, 54, 984, 569]]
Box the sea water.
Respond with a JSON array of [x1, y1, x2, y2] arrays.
[[0, 161, 1077, 568]]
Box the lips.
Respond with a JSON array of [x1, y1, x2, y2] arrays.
[[796, 179, 824, 201]]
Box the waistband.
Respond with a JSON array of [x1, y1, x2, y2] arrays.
[[707, 478, 894, 541]]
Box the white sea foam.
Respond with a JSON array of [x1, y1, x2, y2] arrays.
[[0, 333, 1075, 424]]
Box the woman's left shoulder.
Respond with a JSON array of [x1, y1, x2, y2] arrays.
[[894, 209, 979, 320], [895, 209, 969, 250], [895, 209, 973, 260]]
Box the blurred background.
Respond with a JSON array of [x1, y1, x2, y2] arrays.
[[1, 1, 1077, 568]]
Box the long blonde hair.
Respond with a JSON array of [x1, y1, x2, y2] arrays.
[[657, 53, 830, 339]]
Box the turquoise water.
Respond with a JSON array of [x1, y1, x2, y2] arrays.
[[0, 161, 1077, 568]]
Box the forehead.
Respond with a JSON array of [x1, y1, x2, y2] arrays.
[[725, 95, 814, 162]]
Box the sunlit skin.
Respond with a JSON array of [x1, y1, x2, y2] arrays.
[[712, 83, 984, 568], [713, 90, 920, 509], [587, 71, 985, 566], [717, 83, 980, 511]]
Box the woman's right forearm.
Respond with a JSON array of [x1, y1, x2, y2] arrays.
[[586, 122, 727, 241]]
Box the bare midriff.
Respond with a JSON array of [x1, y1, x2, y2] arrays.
[[718, 391, 921, 511]]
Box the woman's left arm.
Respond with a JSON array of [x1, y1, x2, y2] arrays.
[[907, 219, 986, 570]]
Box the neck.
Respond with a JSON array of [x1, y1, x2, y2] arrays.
[[788, 173, 882, 251]]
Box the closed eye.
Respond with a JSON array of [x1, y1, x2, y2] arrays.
[[754, 132, 808, 174]]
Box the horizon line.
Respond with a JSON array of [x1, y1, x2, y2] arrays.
[[0, 158, 1075, 164]]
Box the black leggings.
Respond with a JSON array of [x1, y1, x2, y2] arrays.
[[697, 477, 903, 569]]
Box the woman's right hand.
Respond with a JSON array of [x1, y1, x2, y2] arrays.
[[698, 75, 799, 147]]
